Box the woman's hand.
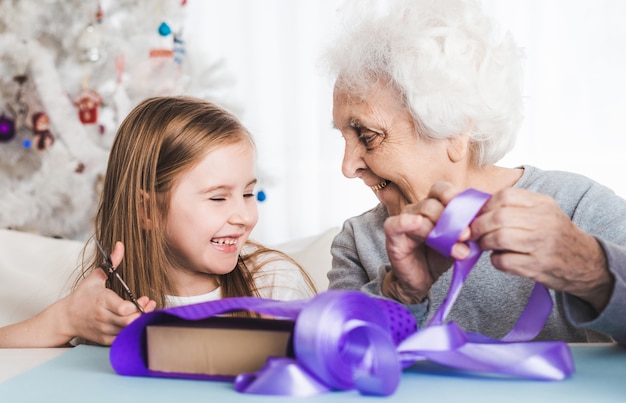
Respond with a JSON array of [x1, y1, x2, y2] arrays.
[[471, 188, 614, 313], [382, 182, 470, 304]]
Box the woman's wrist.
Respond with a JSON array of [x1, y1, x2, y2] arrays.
[[571, 237, 614, 314], [382, 268, 427, 305]]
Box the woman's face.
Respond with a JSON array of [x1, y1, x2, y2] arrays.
[[164, 140, 259, 295], [332, 80, 461, 215]]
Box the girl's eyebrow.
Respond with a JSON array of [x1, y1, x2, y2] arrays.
[[199, 179, 258, 194]]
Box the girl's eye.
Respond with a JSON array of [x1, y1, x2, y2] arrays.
[[244, 192, 255, 198], [209, 196, 226, 201]]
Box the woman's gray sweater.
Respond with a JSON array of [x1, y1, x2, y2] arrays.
[[329, 165, 626, 344]]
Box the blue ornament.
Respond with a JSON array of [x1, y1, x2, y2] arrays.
[[256, 190, 267, 202], [22, 139, 31, 148], [158, 22, 172, 36]]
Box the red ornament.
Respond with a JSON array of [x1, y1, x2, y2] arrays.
[[74, 89, 103, 124], [96, 1, 104, 23]]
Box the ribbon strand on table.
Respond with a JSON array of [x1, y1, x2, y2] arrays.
[[110, 188, 574, 397]]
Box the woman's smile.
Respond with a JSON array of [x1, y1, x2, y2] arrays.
[[371, 179, 389, 192]]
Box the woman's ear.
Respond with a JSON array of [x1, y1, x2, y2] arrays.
[[139, 190, 153, 230], [446, 125, 472, 163]]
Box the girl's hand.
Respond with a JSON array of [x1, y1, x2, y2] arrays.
[[61, 241, 156, 346], [0, 242, 156, 348]]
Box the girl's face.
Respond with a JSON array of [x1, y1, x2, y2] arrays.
[[164, 140, 259, 295], [332, 80, 458, 215]]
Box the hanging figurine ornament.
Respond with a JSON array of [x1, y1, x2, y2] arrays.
[[73, 88, 103, 124], [31, 112, 55, 151], [0, 114, 15, 142], [74, 2, 104, 125]]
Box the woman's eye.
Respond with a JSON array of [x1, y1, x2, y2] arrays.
[[358, 131, 376, 144], [347, 119, 385, 150], [356, 128, 383, 149], [244, 193, 255, 198], [209, 197, 226, 201]]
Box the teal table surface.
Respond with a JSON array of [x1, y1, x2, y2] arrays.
[[1, 344, 625, 402]]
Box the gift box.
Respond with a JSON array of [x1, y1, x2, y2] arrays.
[[146, 316, 294, 377]]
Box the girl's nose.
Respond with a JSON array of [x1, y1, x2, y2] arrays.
[[228, 198, 258, 227]]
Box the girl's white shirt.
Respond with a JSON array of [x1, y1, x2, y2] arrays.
[[165, 247, 315, 308]]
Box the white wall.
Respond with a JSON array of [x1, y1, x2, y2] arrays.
[[487, 1, 626, 197], [185, 0, 626, 245]]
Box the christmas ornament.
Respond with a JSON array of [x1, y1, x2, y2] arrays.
[[150, 22, 174, 59], [73, 89, 103, 124], [255, 172, 272, 203], [112, 54, 132, 122], [0, 114, 15, 142], [149, 48, 173, 58], [158, 21, 172, 36], [7, 74, 29, 130], [173, 30, 185, 65], [31, 112, 54, 151], [95, 1, 104, 23], [77, 23, 103, 63]]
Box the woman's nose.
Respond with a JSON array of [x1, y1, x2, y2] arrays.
[[341, 140, 366, 179]]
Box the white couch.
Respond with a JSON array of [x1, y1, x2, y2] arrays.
[[0, 228, 339, 328]]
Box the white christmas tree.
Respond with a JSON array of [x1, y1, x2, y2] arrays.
[[0, 0, 239, 239]]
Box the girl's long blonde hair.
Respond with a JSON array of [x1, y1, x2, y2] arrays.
[[79, 96, 315, 308]]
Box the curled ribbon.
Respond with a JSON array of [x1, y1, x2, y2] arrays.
[[234, 291, 410, 396], [110, 188, 574, 397]]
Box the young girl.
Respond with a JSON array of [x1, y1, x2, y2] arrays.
[[0, 96, 316, 348]]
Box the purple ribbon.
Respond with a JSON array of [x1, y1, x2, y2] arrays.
[[110, 291, 416, 396], [398, 188, 574, 379], [110, 188, 574, 396]]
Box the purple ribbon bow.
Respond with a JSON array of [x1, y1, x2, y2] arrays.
[[110, 188, 574, 397]]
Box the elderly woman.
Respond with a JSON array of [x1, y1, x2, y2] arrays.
[[326, 0, 626, 345]]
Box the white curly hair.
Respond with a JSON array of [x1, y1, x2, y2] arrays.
[[325, 0, 524, 166]]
